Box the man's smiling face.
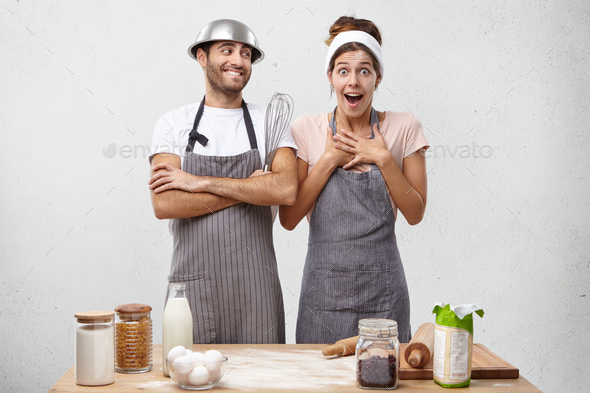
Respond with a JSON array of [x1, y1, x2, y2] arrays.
[[200, 41, 253, 97]]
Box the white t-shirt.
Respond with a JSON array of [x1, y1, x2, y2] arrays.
[[150, 102, 297, 168]]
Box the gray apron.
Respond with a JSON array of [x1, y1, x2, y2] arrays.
[[296, 107, 411, 344], [168, 96, 285, 344]]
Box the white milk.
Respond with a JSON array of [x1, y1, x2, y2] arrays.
[[162, 297, 193, 376]]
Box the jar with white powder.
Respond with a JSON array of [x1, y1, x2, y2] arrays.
[[74, 311, 115, 386]]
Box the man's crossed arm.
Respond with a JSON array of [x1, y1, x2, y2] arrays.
[[149, 147, 298, 219]]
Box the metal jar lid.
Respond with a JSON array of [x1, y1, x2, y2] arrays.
[[358, 318, 398, 337], [187, 19, 264, 64]]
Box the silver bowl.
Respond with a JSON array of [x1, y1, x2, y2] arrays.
[[188, 19, 264, 64]]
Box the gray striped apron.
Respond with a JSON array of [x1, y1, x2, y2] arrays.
[[295, 107, 411, 344], [168, 97, 285, 344]]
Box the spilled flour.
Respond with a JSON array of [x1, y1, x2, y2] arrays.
[[215, 348, 356, 391], [135, 380, 177, 390]]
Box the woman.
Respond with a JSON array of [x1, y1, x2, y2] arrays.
[[280, 16, 429, 343]]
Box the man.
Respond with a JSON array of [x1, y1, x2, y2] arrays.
[[148, 19, 297, 344]]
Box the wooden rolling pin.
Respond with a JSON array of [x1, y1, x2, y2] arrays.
[[322, 335, 358, 356], [404, 322, 435, 368]]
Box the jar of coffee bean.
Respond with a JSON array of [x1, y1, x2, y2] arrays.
[[355, 318, 399, 389]]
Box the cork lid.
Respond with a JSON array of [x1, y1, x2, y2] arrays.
[[114, 303, 152, 320], [74, 310, 115, 323], [114, 303, 152, 314]]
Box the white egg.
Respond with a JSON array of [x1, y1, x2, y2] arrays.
[[208, 367, 222, 382], [204, 350, 224, 371], [172, 369, 190, 385], [189, 351, 207, 366], [185, 349, 193, 356], [172, 355, 195, 375], [167, 345, 187, 363], [188, 365, 210, 386]]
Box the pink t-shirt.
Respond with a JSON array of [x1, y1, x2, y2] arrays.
[[291, 111, 429, 220]]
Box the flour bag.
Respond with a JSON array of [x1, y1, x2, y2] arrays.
[[432, 303, 484, 388]]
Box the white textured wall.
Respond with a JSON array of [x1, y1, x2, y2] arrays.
[[1, 1, 588, 392]]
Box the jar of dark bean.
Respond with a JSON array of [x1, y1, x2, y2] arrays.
[[355, 318, 399, 390]]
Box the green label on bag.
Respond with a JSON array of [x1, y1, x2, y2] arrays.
[[432, 304, 484, 333]]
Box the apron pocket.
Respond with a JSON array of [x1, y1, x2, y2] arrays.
[[313, 264, 392, 313], [167, 271, 217, 344]]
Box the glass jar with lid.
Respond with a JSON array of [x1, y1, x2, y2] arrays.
[[74, 311, 115, 386], [355, 318, 400, 390], [114, 303, 153, 373]]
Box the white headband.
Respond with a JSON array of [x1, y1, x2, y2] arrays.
[[324, 30, 384, 79]]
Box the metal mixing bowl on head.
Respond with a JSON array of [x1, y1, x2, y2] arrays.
[[187, 19, 265, 64]]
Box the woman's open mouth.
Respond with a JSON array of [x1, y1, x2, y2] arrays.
[[345, 93, 363, 107]]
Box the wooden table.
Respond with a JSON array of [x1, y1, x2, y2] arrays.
[[48, 344, 542, 392]]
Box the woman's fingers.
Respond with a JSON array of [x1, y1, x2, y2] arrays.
[[333, 136, 356, 151], [373, 123, 385, 142], [334, 142, 355, 153], [352, 163, 369, 172], [339, 128, 361, 141], [342, 157, 361, 170]]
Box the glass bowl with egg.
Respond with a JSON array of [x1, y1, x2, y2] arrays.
[[166, 349, 228, 390]]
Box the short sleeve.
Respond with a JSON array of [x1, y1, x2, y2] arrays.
[[404, 115, 430, 158], [276, 124, 298, 153], [150, 112, 179, 163], [291, 115, 309, 163]]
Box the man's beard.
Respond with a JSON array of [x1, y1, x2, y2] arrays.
[[205, 61, 250, 102]]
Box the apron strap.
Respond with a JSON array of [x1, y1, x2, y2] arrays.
[[329, 106, 379, 138], [186, 95, 258, 152], [241, 100, 258, 150], [186, 95, 209, 151]]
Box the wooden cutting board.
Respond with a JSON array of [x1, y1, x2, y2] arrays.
[[400, 343, 519, 380]]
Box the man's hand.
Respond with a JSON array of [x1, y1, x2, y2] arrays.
[[148, 147, 297, 220], [148, 153, 241, 219], [250, 169, 272, 178], [149, 162, 210, 194]]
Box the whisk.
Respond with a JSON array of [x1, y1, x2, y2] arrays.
[[263, 92, 294, 172]]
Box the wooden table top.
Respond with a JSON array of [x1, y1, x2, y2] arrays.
[[48, 344, 542, 392]]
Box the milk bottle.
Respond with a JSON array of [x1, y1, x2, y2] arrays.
[[162, 282, 193, 376]]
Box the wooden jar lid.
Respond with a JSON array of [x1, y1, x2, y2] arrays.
[[74, 310, 115, 323], [114, 303, 152, 314]]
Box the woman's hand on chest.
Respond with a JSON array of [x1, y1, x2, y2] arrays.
[[322, 126, 355, 169], [333, 123, 393, 169]]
